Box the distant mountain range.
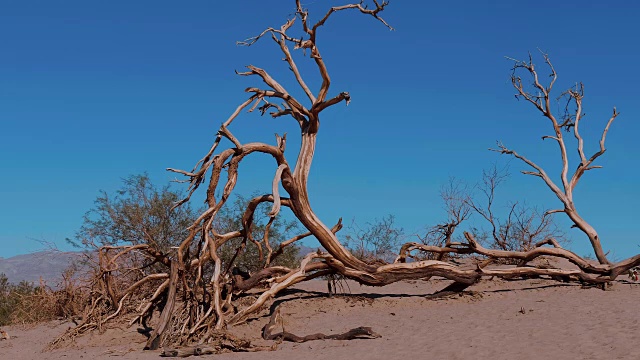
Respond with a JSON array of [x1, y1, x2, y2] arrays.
[[297, 244, 319, 256], [0, 251, 84, 285]]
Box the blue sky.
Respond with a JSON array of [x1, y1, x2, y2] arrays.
[[1, 0, 639, 260]]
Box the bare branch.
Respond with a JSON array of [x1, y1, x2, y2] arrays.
[[569, 107, 619, 191], [276, 19, 316, 103], [269, 164, 289, 217], [544, 209, 565, 216], [508, 54, 571, 194], [492, 142, 568, 204], [311, 1, 393, 33], [313, 91, 351, 112]]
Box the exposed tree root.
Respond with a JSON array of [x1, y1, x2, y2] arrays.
[[145, 261, 179, 350], [160, 333, 272, 357], [262, 305, 380, 343]]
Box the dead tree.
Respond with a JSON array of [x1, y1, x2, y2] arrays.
[[53, 1, 640, 352], [344, 215, 405, 263], [412, 166, 565, 265], [497, 52, 618, 265], [407, 179, 471, 261], [464, 165, 566, 252]]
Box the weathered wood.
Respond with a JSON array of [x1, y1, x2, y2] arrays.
[[160, 333, 263, 357], [145, 261, 178, 350], [262, 305, 380, 343], [161, 346, 218, 357]]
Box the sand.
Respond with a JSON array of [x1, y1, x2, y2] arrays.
[[2, 277, 639, 360]]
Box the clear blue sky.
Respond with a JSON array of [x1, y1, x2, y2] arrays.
[[1, 1, 639, 260]]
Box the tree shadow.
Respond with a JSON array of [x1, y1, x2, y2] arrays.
[[243, 279, 616, 325]]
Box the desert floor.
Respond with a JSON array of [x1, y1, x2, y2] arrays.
[[2, 276, 640, 360]]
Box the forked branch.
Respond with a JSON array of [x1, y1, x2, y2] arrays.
[[498, 52, 620, 264]]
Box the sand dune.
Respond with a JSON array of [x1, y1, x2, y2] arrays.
[[2, 277, 639, 360]]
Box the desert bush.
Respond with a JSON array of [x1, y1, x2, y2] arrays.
[[464, 165, 567, 252], [215, 194, 301, 272], [0, 274, 33, 326], [74, 175, 301, 273], [48, 175, 302, 344], [424, 166, 567, 257], [345, 215, 404, 263], [0, 269, 86, 326], [73, 173, 198, 252]]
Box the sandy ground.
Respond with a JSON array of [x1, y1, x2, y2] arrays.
[[2, 277, 640, 360]]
